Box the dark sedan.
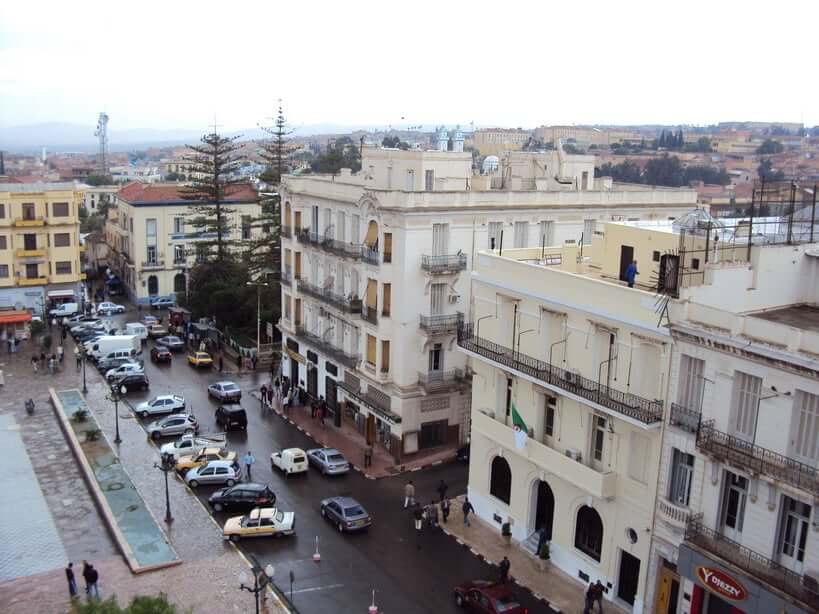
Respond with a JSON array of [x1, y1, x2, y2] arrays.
[[150, 346, 173, 363], [454, 580, 528, 613], [208, 483, 276, 513], [319, 496, 371, 533]]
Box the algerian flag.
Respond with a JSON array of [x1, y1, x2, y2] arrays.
[[512, 403, 528, 450]]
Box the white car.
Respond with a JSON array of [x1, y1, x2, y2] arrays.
[[97, 301, 126, 315], [160, 433, 226, 460], [105, 362, 144, 382], [270, 448, 308, 476], [135, 395, 185, 418], [207, 381, 242, 401]]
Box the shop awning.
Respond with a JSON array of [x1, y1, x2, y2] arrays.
[[0, 312, 32, 325], [47, 290, 75, 299]]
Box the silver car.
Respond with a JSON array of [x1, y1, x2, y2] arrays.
[[147, 413, 199, 439], [105, 362, 144, 383], [207, 381, 242, 401], [185, 460, 242, 488], [156, 335, 185, 351], [306, 448, 350, 475], [135, 395, 186, 418]]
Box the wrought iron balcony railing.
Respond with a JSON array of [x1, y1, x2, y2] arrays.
[[296, 279, 362, 314], [293, 326, 359, 368], [361, 304, 378, 326], [420, 253, 467, 274], [669, 403, 701, 434], [280, 225, 292, 239], [418, 369, 464, 393], [457, 324, 663, 425], [141, 260, 165, 270], [419, 313, 463, 335], [685, 515, 819, 610], [280, 266, 292, 287], [697, 422, 819, 495], [296, 228, 364, 260], [362, 247, 380, 266]]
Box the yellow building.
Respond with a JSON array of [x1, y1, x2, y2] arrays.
[[0, 182, 85, 314]]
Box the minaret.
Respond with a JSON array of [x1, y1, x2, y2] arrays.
[[437, 126, 449, 152], [453, 125, 464, 152]]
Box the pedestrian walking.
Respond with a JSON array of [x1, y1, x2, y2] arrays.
[[31, 355, 39, 374], [593, 580, 605, 613], [404, 480, 415, 508], [65, 562, 77, 598], [81, 561, 92, 595], [243, 450, 256, 481], [318, 396, 326, 425], [51, 317, 58, 329], [436, 479, 448, 502], [625, 259, 639, 288], [48, 356, 56, 375], [40, 351, 46, 369], [363, 444, 373, 468], [462, 497, 474, 526], [499, 556, 511, 584], [426, 500, 439, 528], [260, 384, 268, 409], [58, 344, 64, 363], [441, 496, 450, 523], [75, 346, 81, 370], [413, 505, 424, 549], [218, 354, 224, 373], [584, 582, 596, 614], [62, 327, 67, 341]]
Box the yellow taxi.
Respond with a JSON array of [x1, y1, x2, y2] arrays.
[[175, 447, 235, 474], [223, 507, 296, 542], [187, 351, 213, 368]]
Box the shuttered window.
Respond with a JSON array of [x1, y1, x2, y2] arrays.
[[730, 371, 762, 439], [792, 390, 819, 462], [678, 354, 705, 411]]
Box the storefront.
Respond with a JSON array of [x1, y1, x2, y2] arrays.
[[678, 545, 815, 614], [0, 311, 33, 341]]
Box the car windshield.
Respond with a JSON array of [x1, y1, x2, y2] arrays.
[[493, 596, 521, 612], [328, 454, 345, 463], [224, 384, 238, 391], [344, 505, 365, 517], [293, 456, 305, 463]]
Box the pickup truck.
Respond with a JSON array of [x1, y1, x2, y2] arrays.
[[270, 448, 308, 476], [159, 433, 226, 460]]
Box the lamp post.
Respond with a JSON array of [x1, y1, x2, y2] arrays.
[[106, 383, 127, 444], [81, 347, 88, 394], [246, 278, 270, 363], [238, 560, 275, 614], [154, 452, 175, 523]]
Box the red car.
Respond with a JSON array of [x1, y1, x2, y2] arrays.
[[150, 346, 173, 364], [454, 581, 528, 614]]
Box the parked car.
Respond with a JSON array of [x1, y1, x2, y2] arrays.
[[160, 433, 226, 460], [97, 301, 126, 315], [207, 381, 242, 401], [306, 448, 350, 475], [208, 483, 276, 513], [185, 460, 241, 488], [64, 315, 99, 328], [151, 298, 175, 310], [135, 394, 185, 418], [49, 302, 79, 318], [187, 351, 213, 368], [150, 346, 173, 363], [146, 323, 169, 339], [116, 373, 149, 392], [147, 414, 199, 440], [271, 448, 308, 476], [215, 404, 247, 431], [124, 322, 148, 342], [176, 447, 236, 475], [319, 496, 371, 533], [156, 335, 185, 351], [141, 314, 160, 326], [222, 507, 295, 542], [96, 356, 135, 373], [105, 362, 144, 383], [453, 580, 528, 613]]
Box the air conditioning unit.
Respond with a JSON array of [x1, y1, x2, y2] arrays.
[[449, 294, 460, 304], [565, 448, 582, 462], [564, 369, 580, 384]]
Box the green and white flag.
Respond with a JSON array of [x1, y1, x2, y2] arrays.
[[512, 403, 528, 450]]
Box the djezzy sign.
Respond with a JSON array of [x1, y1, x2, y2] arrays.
[[696, 566, 748, 602]]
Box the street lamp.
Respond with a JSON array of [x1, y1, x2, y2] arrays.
[[80, 346, 88, 394], [106, 383, 127, 444], [238, 560, 275, 614], [154, 452, 175, 523], [246, 278, 270, 363]]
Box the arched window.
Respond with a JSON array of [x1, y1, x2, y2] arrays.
[[173, 273, 186, 294], [575, 505, 603, 561], [147, 275, 159, 296], [489, 456, 512, 504]]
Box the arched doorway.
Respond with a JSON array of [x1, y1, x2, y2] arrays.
[[147, 275, 159, 296], [489, 456, 512, 504], [533, 480, 555, 540], [575, 505, 604, 562], [173, 273, 186, 294]]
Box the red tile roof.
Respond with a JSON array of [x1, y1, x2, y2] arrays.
[[117, 182, 257, 204]]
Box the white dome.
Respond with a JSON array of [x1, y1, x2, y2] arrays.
[[482, 156, 500, 173]]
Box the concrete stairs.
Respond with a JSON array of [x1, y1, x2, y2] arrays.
[[520, 531, 540, 558]]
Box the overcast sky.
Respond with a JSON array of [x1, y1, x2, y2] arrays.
[[1, 0, 816, 132]]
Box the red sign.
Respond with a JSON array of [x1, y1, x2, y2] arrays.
[[696, 566, 748, 601]]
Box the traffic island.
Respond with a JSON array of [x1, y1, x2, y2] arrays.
[[49, 387, 181, 573]]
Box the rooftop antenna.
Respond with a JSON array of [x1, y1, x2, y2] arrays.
[[94, 112, 110, 176]]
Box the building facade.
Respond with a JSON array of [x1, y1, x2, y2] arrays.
[[106, 183, 261, 303], [278, 144, 698, 463], [0, 182, 85, 315]]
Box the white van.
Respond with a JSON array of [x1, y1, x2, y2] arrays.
[[87, 335, 141, 362], [49, 302, 79, 318], [125, 323, 148, 342], [270, 448, 309, 476]]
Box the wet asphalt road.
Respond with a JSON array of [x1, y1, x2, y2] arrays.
[[89, 310, 546, 614]]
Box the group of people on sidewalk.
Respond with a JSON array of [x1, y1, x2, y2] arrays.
[[65, 560, 100, 601], [30, 347, 64, 375]]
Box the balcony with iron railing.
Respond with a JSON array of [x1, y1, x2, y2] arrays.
[[361, 304, 378, 326], [362, 247, 380, 266], [141, 259, 165, 270], [281, 266, 292, 287], [13, 217, 46, 227], [457, 324, 664, 425], [296, 279, 363, 314], [296, 228, 363, 260], [281, 225, 292, 239], [418, 369, 463, 393], [419, 313, 463, 335], [685, 515, 819, 610], [669, 403, 701, 434], [293, 325, 360, 368], [696, 422, 819, 495], [337, 377, 400, 424], [420, 253, 467, 274]]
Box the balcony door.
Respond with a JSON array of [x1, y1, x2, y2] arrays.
[[729, 371, 761, 441], [23, 234, 37, 250], [778, 496, 810, 574], [22, 203, 35, 220], [432, 223, 449, 257], [430, 283, 446, 316], [719, 471, 748, 541], [590, 414, 608, 471], [790, 390, 819, 465]]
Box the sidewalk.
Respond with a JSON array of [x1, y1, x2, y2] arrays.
[[251, 390, 459, 478], [440, 496, 628, 614]]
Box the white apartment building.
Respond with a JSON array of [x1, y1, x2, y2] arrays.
[[646, 225, 819, 613], [278, 142, 698, 463], [106, 182, 261, 303]]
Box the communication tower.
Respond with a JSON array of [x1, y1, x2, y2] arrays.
[[95, 112, 110, 176]]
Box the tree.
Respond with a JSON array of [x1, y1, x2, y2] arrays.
[[165, 171, 183, 181], [757, 158, 785, 182], [310, 137, 361, 174], [562, 143, 585, 155], [595, 160, 643, 183], [71, 592, 184, 613], [756, 139, 784, 155], [644, 154, 685, 186], [85, 174, 112, 186], [179, 131, 244, 264]]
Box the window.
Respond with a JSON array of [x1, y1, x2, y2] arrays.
[[489, 456, 512, 504], [242, 215, 252, 240], [431, 223, 449, 256], [628, 432, 649, 484], [575, 506, 603, 561], [146, 245, 157, 264], [691, 258, 700, 270], [382, 283, 391, 317], [0, 236, 6, 250], [366, 334, 376, 367], [428, 342, 443, 372], [381, 340, 390, 373], [0, 265, 8, 278], [0, 204, 4, 218], [53, 233, 70, 247], [52, 202, 69, 217], [488, 222, 503, 249], [539, 221, 555, 247], [791, 390, 819, 463], [514, 222, 528, 248], [730, 371, 762, 439], [677, 354, 705, 411], [778, 496, 810, 565], [669, 449, 694, 506], [146, 218, 157, 241], [430, 283, 446, 315], [406, 169, 415, 191], [652, 250, 661, 262], [583, 219, 595, 245], [336, 211, 346, 242], [283, 294, 291, 320], [173, 217, 184, 234], [55, 261, 72, 275], [387, 166, 393, 189], [544, 395, 556, 438], [591, 414, 607, 465], [425, 169, 435, 191], [174, 245, 185, 263], [383, 233, 392, 262]]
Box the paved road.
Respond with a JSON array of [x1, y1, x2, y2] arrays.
[[91, 310, 545, 614]]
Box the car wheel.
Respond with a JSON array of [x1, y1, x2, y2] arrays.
[[213, 502, 223, 512], [455, 594, 464, 608], [189, 479, 199, 488], [184, 429, 194, 435], [151, 431, 160, 440], [337, 522, 344, 533], [229, 534, 240, 542], [140, 411, 149, 419], [226, 479, 236, 487], [320, 507, 326, 517]]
